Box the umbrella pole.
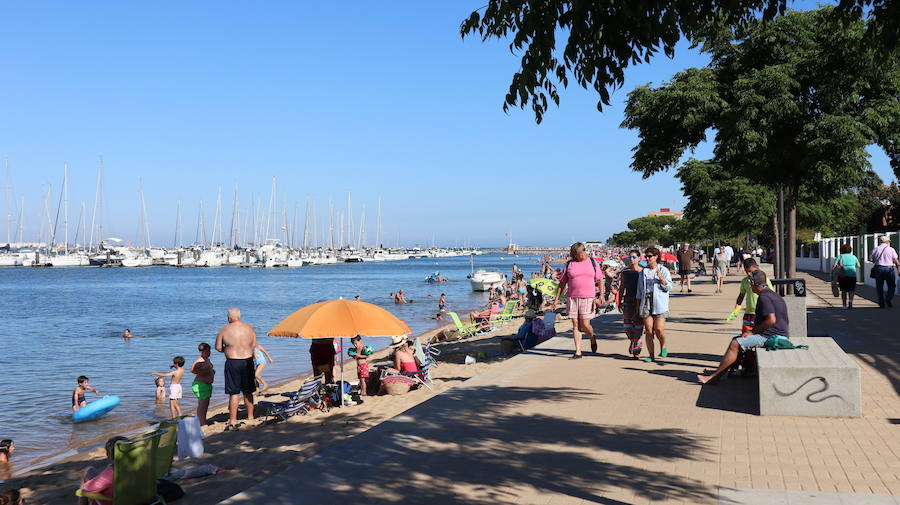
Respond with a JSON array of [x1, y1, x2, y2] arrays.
[[340, 337, 344, 408]]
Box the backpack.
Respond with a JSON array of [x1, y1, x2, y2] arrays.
[[763, 336, 809, 351]]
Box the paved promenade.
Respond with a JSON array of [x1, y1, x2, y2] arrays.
[[220, 268, 899, 505]]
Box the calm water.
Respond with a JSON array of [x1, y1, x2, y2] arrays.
[[0, 253, 541, 474]]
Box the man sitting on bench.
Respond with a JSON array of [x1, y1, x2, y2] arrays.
[[697, 270, 790, 385]]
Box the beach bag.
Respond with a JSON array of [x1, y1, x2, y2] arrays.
[[870, 247, 885, 278], [763, 336, 809, 351]]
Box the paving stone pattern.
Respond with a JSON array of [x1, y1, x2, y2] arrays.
[[220, 267, 899, 505]]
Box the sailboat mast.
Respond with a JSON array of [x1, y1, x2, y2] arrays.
[[16, 196, 24, 244], [376, 196, 382, 248], [174, 201, 181, 248], [229, 185, 240, 248], [3, 157, 11, 246], [347, 192, 354, 248], [139, 179, 151, 249], [88, 157, 104, 251], [63, 163, 69, 254], [328, 199, 334, 250], [357, 204, 366, 249]]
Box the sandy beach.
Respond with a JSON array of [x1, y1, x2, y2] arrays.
[[7, 313, 554, 504]]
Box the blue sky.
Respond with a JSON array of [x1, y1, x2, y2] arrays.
[[0, 1, 893, 247]]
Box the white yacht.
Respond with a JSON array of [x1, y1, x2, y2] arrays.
[[0, 253, 22, 267], [122, 256, 153, 267], [468, 270, 507, 291], [50, 253, 91, 267]]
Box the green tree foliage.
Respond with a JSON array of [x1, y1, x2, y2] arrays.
[[609, 216, 679, 247], [676, 159, 774, 239], [460, 0, 899, 123], [620, 8, 900, 277]]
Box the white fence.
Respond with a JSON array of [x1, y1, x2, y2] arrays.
[[796, 231, 900, 288]]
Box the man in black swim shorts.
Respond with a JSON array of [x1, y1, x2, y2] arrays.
[[215, 308, 258, 430]]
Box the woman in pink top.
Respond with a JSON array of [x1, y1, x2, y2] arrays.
[[552, 242, 604, 359]]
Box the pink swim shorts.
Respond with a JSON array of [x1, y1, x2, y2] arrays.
[[567, 297, 595, 319]]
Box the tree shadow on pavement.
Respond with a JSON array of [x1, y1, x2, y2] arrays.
[[227, 385, 718, 505], [695, 376, 758, 415]]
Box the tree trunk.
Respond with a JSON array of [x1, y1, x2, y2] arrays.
[[772, 211, 780, 278], [787, 183, 798, 280]]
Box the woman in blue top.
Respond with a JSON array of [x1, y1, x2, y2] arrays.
[[831, 243, 860, 309]]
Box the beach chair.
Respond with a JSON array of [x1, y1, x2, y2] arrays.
[[259, 374, 326, 422], [76, 428, 170, 505], [496, 300, 519, 322], [448, 312, 478, 338], [405, 340, 440, 388], [540, 312, 557, 340]]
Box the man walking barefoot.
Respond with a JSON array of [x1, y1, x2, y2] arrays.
[[215, 307, 257, 430]]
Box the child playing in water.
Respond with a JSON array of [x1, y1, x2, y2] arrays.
[[350, 336, 369, 396], [151, 356, 185, 418], [154, 377, 166, 404], [0, 439, 13, 463], [72, 376, 100, 412]]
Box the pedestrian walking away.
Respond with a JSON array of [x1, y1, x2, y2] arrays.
[[637, 247, 671, 362], [551, 242, 604, 359], [832, 243, 861, 309], [713, 244, 727, 293], [870, 235, 900, 308], [215, 307, 257, 431]]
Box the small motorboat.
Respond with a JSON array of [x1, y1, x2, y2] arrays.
[[468, 270, 507, 292]]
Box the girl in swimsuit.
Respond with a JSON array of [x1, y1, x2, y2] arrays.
[[72, 376, 99, 412], [253, 344, 275, 392]]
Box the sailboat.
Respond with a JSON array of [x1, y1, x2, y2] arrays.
[[50, 164, 90, 266]]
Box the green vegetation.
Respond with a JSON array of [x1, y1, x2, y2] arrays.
[[620, 8, 900, 277], [460, 0, 898, 123]]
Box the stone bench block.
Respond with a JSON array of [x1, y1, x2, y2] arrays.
[[757, 336, 860, 417]]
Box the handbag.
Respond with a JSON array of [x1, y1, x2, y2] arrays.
[[638, 273, 653, 318], [870, 247, 885, 279]]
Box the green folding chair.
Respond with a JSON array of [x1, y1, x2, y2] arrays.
[[448, 312, 478, 338], [76, 428, 170, 505], [496, 300, 519, 322]]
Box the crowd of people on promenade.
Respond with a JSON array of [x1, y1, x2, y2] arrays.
[[541, 235, 899, 382]]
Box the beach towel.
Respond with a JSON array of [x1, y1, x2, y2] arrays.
[[177, 416, 204, 459]]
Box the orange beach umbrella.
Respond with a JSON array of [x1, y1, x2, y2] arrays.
[[268, 299, 412, 407], [268, 299, 411, 338]]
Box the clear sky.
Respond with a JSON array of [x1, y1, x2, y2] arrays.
[[0, 1, 893, 248]]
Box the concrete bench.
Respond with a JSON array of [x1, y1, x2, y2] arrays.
[[757, 336, 860, 417]]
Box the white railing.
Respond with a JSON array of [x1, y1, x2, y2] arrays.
[[797, 231, 899, 288]]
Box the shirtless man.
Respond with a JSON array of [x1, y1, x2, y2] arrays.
[[215, 307, 257, 430]]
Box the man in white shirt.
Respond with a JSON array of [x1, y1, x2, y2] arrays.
[[724, 244, 735, 273]]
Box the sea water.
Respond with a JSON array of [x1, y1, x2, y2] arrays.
[[0, 253, 543, 474]]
